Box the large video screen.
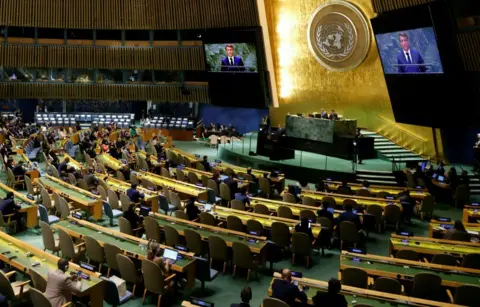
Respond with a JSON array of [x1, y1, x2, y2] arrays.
[[376, 27, 444, 74], [204, 43, 257, 73]]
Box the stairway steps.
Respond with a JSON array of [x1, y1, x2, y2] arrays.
[[470, 189, 480, 194], [379, 149, 413, 154]]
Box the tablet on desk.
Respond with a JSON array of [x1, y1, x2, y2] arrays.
[[163, 249, 178, 263]]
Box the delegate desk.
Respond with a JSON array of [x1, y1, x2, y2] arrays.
[[248, 197, 341, 219], [429, 220, 480, 239], [101, 176, 159, 212], [213, 162, 285, 187], [268, 272, 461, 307], [325, 180, 429, 200], [38, 175, 103, 220], [168, 148, 201, 164], [58, 153, 84, 171], [0, 182, 37, 228], [462, 208, 480, 224], [152, 213, 267, 254], [54, 217, 196, 288], [134, 171, 210, 202], [194, 203, 322, 237], [0, 231, 104, 307], [96, 154, 125, 171], [390, 234, 480, 257], [300, 190, 401, 210], [340, 251, 480, 288]]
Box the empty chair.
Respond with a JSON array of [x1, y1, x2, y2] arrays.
[[432, 254, 457, 266], [103, 201, 122, 226], [277, 206, 294, 219], [342, 199, 359, 210], [356, 189, 371, 197], [116, 254, 142, 296], [40, 221, 60, 255], [25, 175, 40, 200], [254, 204, 270, 215], [119, 217, 141, 236], [160, 167, 171, 178], [207, 179, 219, 196], [41, 188, 54, 213], [263, 297, 289, 307], [120, 194, 134, 211], [291, 232, 312, 267], [29, 288, 57, 307], [84, 236, 105, 272], [141, 179, 156, 191], [97, 185, 107, 201], [339, 221, 359, 250], [163, 224, 180, 247], [396, 249, 419, 261], [373, 277, 402, 294], [246, 219, 264, 235], [59, 197, 71, 220], [231, 199, 246, 211], [130, 173, 139, 185], [184, 228, 207, 256], [299, 209, 316, 222], [104, 243, 122, 278], [366, 204, 383, 232], [116, 170, 126, 182], [302, 196, 317, 206], [454, 185, 470, 209], [102, 276, 133, 306], [376, 191, 391, 199], [200, 212, 217, 226], [258, 177, 271, 198], [201, 175, 209, 187], [107, 190, 121, 211], [144, 216, 162, 242], [321, 196, 336, 209], [159, 194, 176, 215], [197, 162, 206, 171], [169, 192, 182, 211], [0, 270, 30, 303], [283, 193, 296, 203], [227, 215, 244, 232], [188, 172, 199, 185], [219, 183, 232, 204], [77, 178, 90, 191], [208, 235, 229, 273], [416, 195, 435, 220], [337, 186, 352, 196], [176, 169, 186, 182], [384, 205, 401, 230], [411, 273, 443, 301], [461, 253, 480, 269], [450, 231, 471, 242], [194, 256, 219, 294], [38, 205, 60, 225], [232, 242, 257, 281], [141, 260, 175, 307], [271, 222, 291, 248], [29, 269, 47, 292], [174, 210, 189, 220], [58, 228, 85, 262], [342, 267, 369, 289], [452, 285, 480, 306]]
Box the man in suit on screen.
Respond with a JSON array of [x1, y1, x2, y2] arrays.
[[396, 33, 427, 73], [221, 44, 246, 72]]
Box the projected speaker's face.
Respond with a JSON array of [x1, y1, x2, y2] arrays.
[[399, 35, 410, 51], [226, 46, 234, 57]]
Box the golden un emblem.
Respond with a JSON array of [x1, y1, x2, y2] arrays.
[[307, 1, 370, 71]]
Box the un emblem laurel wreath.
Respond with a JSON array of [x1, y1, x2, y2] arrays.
[[316, 23, 354, 60]]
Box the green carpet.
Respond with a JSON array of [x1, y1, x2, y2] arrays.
[[8, 140, 466, 307]]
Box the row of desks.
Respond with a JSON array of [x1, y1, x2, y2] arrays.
[[429, 220, 480, 238], [0, 230, 104, 307], [390, 234, 480, 257], [323, 180, 429, 200], [54, 217, 197, 288], [0, 182, 37, 228], [267, 273, 465, 307]]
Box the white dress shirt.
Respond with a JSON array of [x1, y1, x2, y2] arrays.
[[228, 57, 234, 66], [403, 49, 412, 63]]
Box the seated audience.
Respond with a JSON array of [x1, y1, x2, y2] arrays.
[[444, 220, 468, 240], [127, 184, 145, 203], [317, 202, 334, 225], [231, 286, 252, 307], [12, 161, 26, 177], [329, 109, 338, 120], [272, 268, 308, 306], [147, 242, 172, 277], [201, 155, 212, 172], [312, 278, 347, 307], [339, 180, 353, 195], [45, 258, 81, 307], [398, 189, 415, 222], [337, 204, 362, 231], [223, 174, 238, 198], [185, 197, 201, 221], [295, 217, 314, 241], [246, 167, 256, 182], [315, 179, 326, 192], [234, 187, 250, 205], [123, 203, 143, 233], [361, 180, 370, 191], [57, 157, 70, 174]]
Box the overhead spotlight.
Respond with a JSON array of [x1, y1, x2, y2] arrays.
[[197, 33, 202, 39]]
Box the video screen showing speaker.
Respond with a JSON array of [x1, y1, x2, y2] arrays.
[[376, 27, 444, 74], [203, 28, 270, 108], [204, 43, 257, 73]]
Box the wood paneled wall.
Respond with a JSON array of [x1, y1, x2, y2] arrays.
[[371, 0, 436, 13], [0, 83, 209, 102], [0, 45, 205, 70], [457, 30, 480, 71], [0, 0, 259, 29]]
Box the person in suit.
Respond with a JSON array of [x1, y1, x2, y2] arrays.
[[398, 189, 415, 222], [312, 278, 347, 307], [246, 167, 257, 182], [201, 155, 212, 172], [317, 202, 334, 225], [337, 204, 362, 231], [123, 203, 144, 234], [44, 258, 81, 307], [11, 161, 26, 177], [223, 174, 238, 198], [396, 33, 427, 73], [234, 187, 250, 205], [0, 192, 21, 219], [329, 110, 338, 120], [295, 217, 314, 242], [231, 286, 252, 307], [57, 157, 70, 174], [221, 44, 246, 72], [185, 197, 201, 221], [320, 108, 329, 119], [126, 184, 145, 203], [272, 268, 308, 306]]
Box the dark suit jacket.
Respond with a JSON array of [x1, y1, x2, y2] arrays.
[[201, 161, 211, 172], [0, 199, 20, 215], [312, 292, 348, 307], [221, 56, 246, 72], [57, 161, 68, 174], [317, 208, 334, 224], [337, 211, 361, 230], [272, 279, 308, 306], [126, 188, 145, 203], [396, 48, 426, 73]]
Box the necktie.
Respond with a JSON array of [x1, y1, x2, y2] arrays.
[[230, 58, 233, 66], [406, 52, 412, 64]]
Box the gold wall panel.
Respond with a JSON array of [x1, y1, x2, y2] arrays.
[[263, 0, 441, 159], [371, 0, 435, 14], [0, 83, 209, 103]]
